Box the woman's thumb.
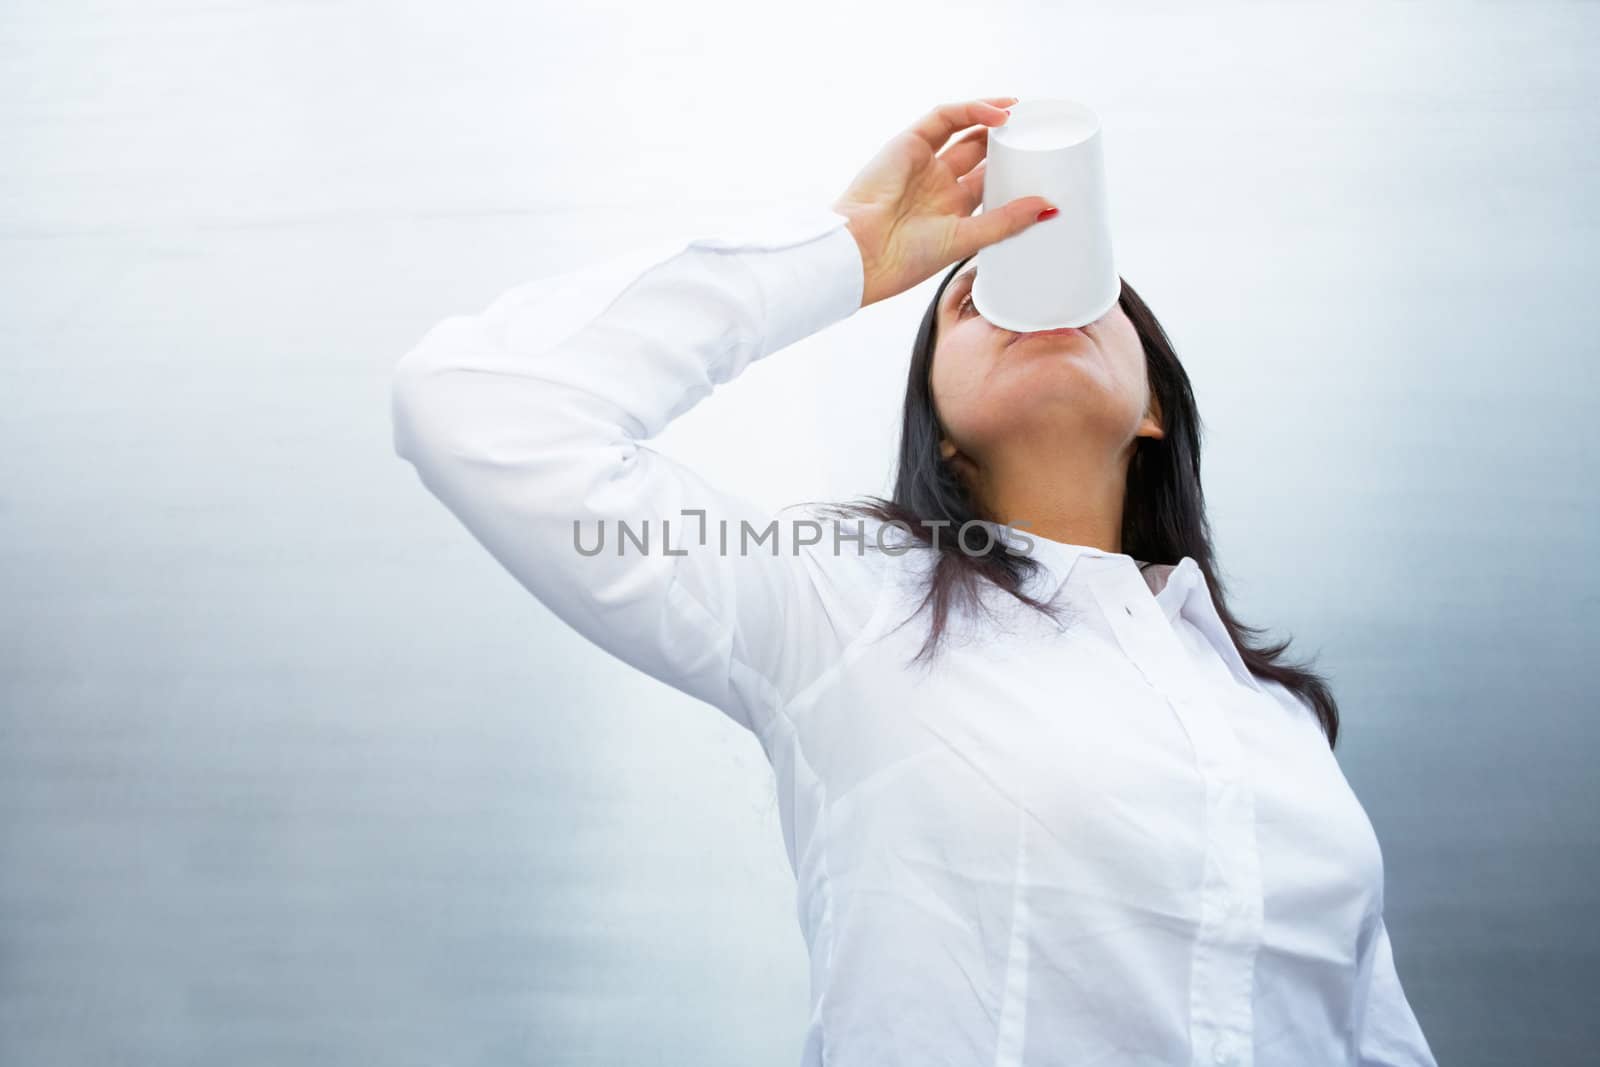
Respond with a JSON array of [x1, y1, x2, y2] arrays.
[[951, 197, 1057, 261]]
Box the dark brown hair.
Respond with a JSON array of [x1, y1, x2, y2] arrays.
[[814, 256, 1341, 748]]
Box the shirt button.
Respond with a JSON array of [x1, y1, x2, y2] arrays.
[[1211, 1035, 1238, 1065]]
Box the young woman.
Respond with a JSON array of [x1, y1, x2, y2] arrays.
[[392, 97, 1438, 1067]]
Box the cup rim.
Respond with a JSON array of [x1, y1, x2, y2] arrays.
[[970, 275, 1121, 333]]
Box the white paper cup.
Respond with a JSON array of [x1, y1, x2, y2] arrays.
[[971, 98, 1119, 332]]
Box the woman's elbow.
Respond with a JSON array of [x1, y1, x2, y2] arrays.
[[391, 348, 455, 472], [390, 315, 498, 468], [390, 333, 616, 502]]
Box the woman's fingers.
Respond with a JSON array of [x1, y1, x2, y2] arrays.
[[955, 157, 987, 213], [949, 193, 1056, 263], [908, 97, 1015, 153], [834, 96, 1024, 306], [938, 125, 989, 183]]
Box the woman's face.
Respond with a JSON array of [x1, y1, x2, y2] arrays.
[[929, 264, 1163, 471]]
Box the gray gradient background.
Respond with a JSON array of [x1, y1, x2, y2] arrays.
[[2, 2, 1596, 1064]]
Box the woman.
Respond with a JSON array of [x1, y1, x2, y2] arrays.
[[392, 97, 1438, 1066]]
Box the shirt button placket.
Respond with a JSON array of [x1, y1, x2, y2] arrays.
[[1086, 563, 1263, 1067], [1196, 734, 1260, 1067]]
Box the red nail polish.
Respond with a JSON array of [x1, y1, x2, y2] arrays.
[[1036, 207, 1059, 221]]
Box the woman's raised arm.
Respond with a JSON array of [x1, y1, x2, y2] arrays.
[[390, 209, 877, 740], [390, 97, 1054, 741]]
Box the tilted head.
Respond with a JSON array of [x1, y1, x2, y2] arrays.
[[816, 256, 1341, 747], [928, 258, 1166, 508]]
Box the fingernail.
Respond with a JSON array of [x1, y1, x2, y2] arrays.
[[1036, 207, 1059, 221]]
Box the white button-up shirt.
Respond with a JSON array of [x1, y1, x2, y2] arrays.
[[391, 205, 1439, 1067]]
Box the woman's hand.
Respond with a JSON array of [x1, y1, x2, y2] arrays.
[[831, 97, 1058, 309]]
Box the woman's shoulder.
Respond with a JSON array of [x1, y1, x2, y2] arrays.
[[772, 500, 934, 624]]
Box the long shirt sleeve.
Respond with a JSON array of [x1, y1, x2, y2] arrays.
[[390, 207, 873, 742]]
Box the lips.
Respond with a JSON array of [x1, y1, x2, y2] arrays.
[[1008, 326, 1083, 345]]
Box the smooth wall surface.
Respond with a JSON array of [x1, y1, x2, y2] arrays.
[[2, 2, 1596, 1064]]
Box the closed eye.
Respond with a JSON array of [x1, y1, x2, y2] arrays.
[[957, 292, 975, 316]]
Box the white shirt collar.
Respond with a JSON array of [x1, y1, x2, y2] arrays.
[[978, 521, 1264, 694]]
